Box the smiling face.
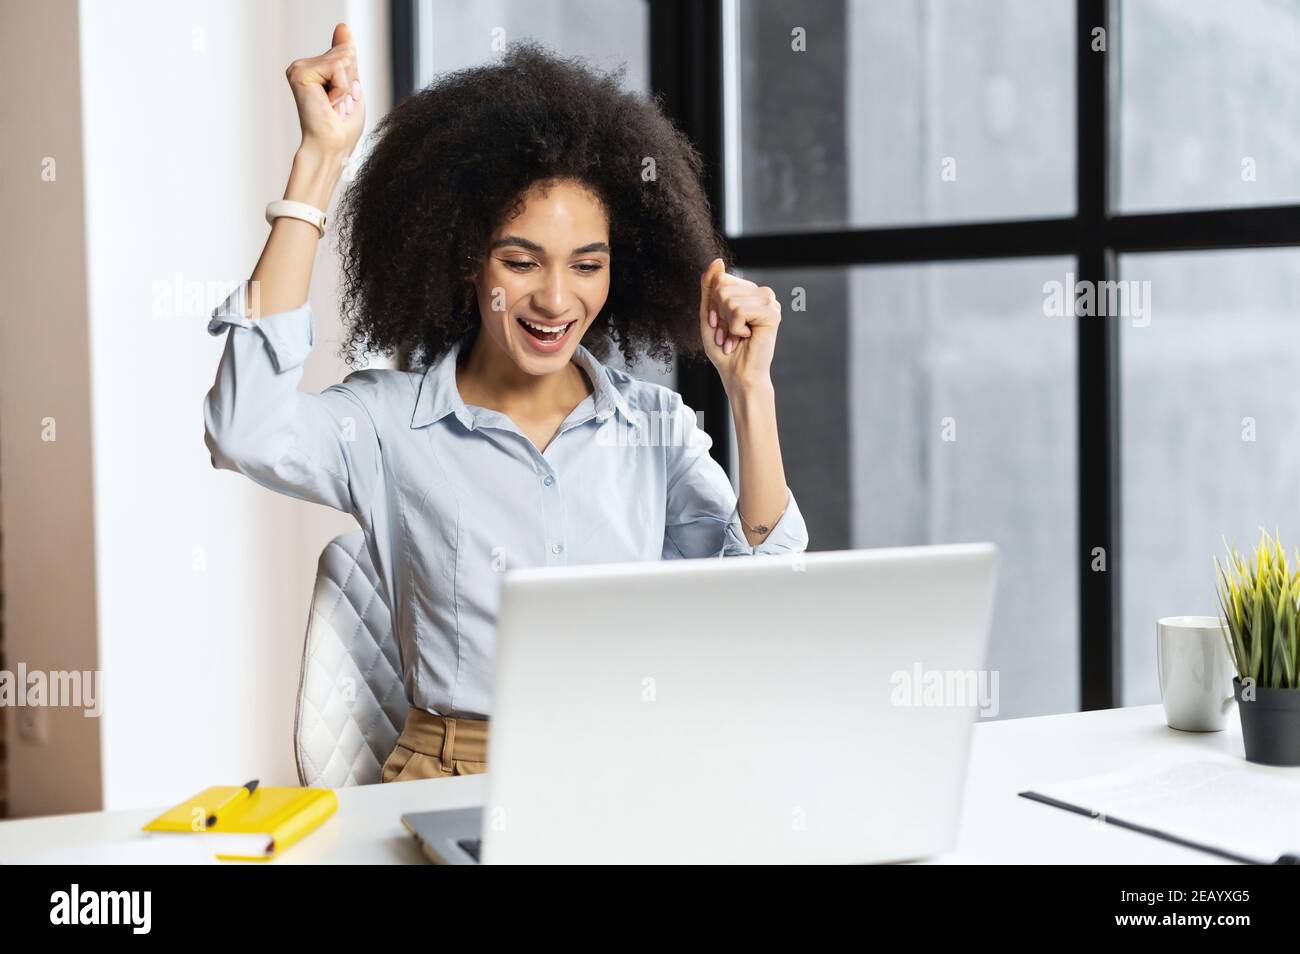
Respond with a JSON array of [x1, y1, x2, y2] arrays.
[[471, 177, 612, 375]]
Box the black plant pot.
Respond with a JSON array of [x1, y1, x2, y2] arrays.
[[1234, 677, 1300, 766]]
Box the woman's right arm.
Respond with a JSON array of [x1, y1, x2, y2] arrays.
[[246, 22, 363, 319], [203, 23, 380, 516]]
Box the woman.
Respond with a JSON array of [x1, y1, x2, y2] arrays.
[[204, 24, 808, 783]]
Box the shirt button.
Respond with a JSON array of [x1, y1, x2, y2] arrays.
[[543, 475, 554, 486], [552, 543, 563, 554]]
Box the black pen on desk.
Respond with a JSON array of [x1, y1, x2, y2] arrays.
[[206, 779, 259, 829], [1018, 790, 1299, 865]]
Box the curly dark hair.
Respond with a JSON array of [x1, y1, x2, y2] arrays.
[[334, 40, 729, 371]]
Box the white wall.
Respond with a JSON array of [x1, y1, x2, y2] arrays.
[[1, 0, 390, 817]]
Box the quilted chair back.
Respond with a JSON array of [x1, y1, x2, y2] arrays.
[[294, 531, 408, 786]]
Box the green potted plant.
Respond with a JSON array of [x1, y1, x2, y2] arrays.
[[1214, 529, 1300, 766]]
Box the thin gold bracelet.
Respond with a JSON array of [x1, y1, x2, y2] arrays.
[[738, 495, 789, 536]]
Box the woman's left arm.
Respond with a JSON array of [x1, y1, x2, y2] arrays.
[[699, 257, 793, 547]]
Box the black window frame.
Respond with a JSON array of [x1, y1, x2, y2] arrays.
[[393, 0, 1300, 711]]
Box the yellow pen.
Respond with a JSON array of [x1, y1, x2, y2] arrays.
[[205, 779, 259, 829]]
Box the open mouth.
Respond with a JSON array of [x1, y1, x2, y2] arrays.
[[516, 316, 576, 346]]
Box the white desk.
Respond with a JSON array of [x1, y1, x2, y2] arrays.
[[0, 704, 1262, 863]]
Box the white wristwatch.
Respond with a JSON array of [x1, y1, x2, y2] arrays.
[[265, 199, 327, 237]]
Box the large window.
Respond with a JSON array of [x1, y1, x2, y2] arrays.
[[396, 0, 1300, 715]]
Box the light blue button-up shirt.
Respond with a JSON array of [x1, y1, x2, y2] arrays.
[[203, 282, 808, 718]]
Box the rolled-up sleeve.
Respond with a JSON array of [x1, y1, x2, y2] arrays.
[[202, 281, 382, 517], [660, 390, 809, 559]]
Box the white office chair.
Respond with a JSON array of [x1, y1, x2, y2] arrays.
[[294, 531, 409, 787]]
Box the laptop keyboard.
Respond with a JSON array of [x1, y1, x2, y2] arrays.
[[457, 838, 482, 862]]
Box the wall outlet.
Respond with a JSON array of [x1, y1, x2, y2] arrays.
[[17, 707, 49, 745]]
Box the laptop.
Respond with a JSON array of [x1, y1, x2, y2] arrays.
[[402, 542, 999, 864]]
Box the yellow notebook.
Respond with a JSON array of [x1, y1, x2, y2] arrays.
[[142, 785, 338, 861]]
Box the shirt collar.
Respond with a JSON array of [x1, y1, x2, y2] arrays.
[[410, 337, 635, 430]]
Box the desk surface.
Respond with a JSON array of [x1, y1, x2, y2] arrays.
[[0, 704, 1257, 863]]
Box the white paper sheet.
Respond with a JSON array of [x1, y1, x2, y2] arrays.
[[1030, 755, 1300, 863]]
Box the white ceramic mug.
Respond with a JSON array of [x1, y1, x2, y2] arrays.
[[1157, 616, 1237, 732]]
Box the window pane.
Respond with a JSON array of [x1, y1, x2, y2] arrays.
[[427, 0, 647, 89], [1117, 0, 1300, 213], [743, 258, 1078, 718], [726, 0, 1075, 234], [1120, 249, 1300, 705]]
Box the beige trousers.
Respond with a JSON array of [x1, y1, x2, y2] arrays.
[[380, 706, 489, 783]]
